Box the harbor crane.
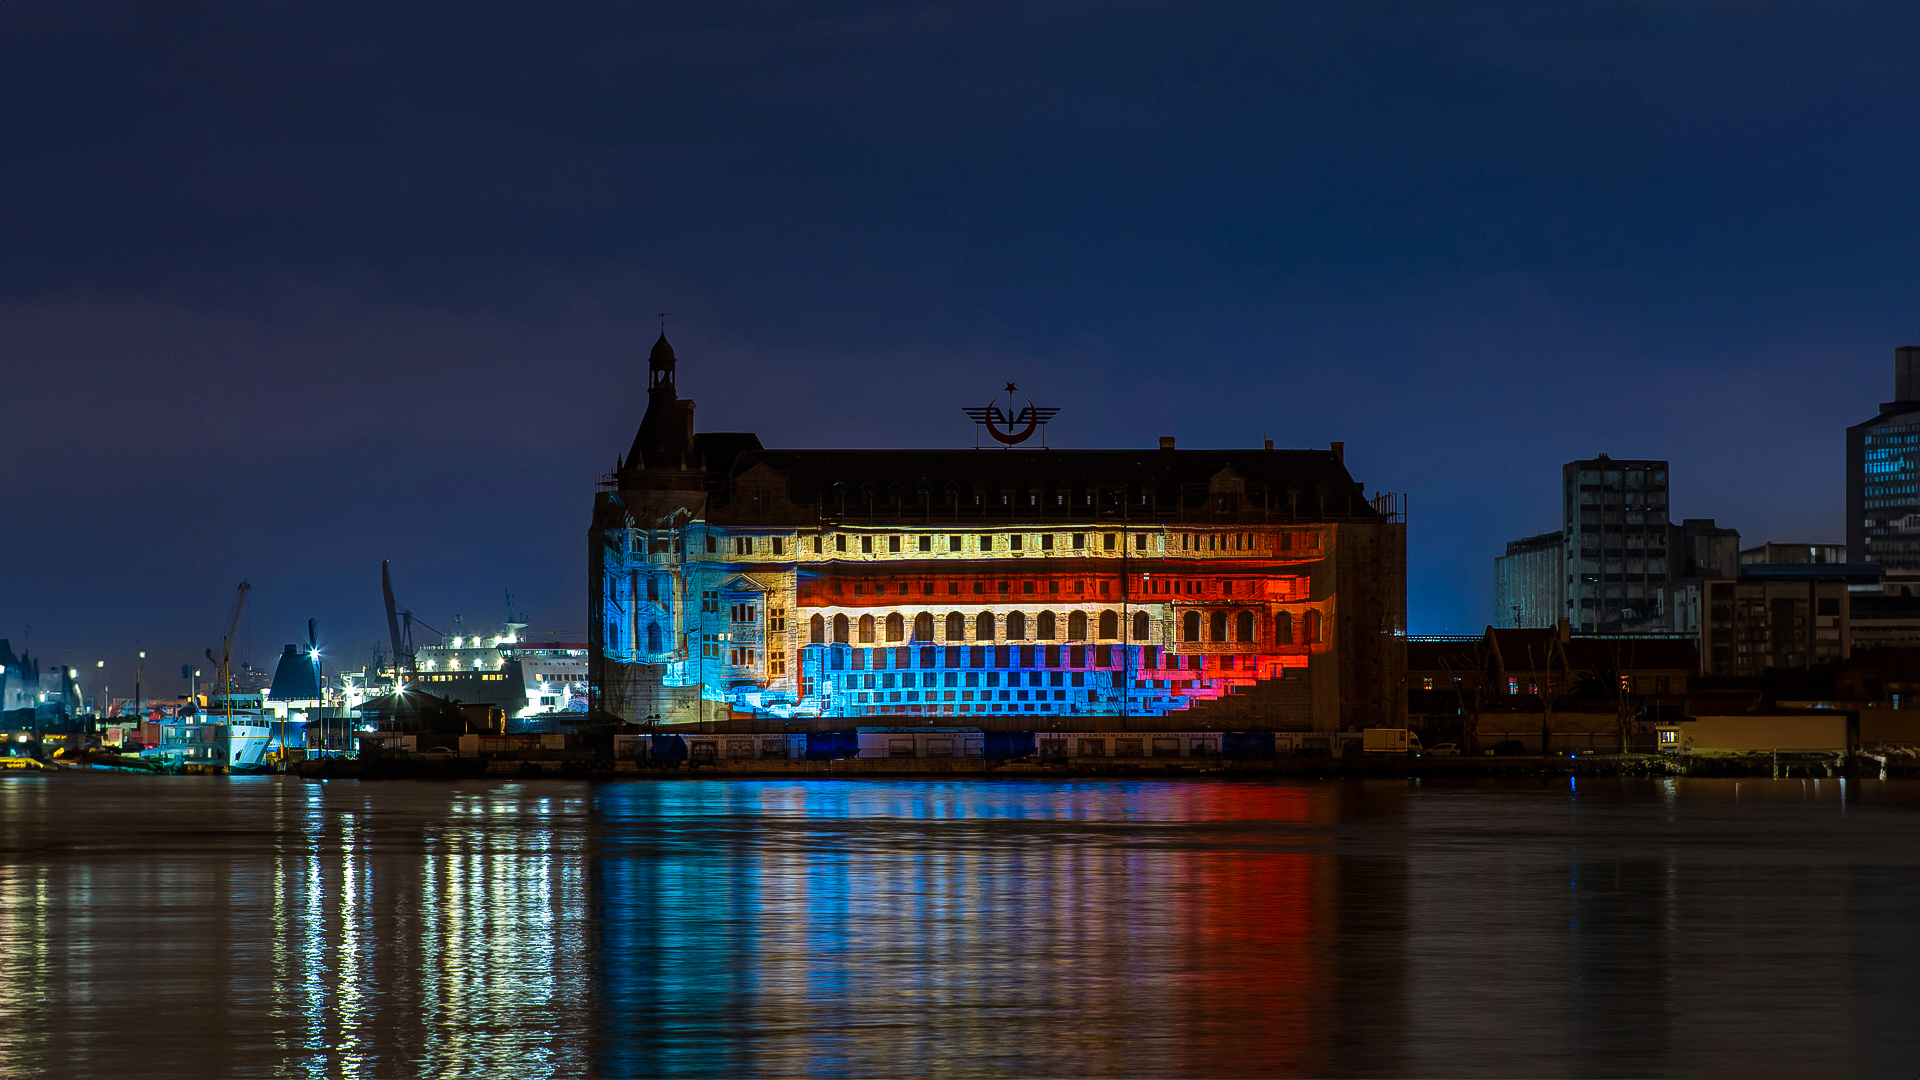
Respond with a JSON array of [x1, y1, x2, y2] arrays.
[[204, 581, 251, 721]]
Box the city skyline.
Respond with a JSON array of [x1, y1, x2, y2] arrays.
[[3, 2, 1916, 687]]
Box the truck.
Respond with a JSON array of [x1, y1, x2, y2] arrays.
[[1363, 728, 1423, 755]]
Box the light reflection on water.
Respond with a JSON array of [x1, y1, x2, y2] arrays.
[[0, 776, 1916, 1077]]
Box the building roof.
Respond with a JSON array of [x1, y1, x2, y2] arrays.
[[1503, 531, 1561, 555], [703, 446, 1380, 525]]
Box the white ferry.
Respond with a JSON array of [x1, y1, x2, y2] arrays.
[[141, 693, 272, 771]]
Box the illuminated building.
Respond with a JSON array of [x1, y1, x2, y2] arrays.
[[1848, 345, 1920, 569], [588, 334, 1406, 730]]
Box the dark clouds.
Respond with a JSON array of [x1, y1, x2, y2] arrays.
[[1, 1, 1914, 688]]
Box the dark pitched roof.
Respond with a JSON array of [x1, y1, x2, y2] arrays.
[[709, 446, 1376, 520]]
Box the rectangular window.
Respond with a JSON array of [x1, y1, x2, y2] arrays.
[[949, 535, 962, 552], [1023, 581, 1034, 594], [862, 536, 874, 554], [890, 536, 902, 553], [1049, 581, 1060, 594], [979, 534, 993, 548], [836, 535, 847, 553], [1135, 534, 1147, 550], [772, 537, 784, 555], [948, 582, 960, 595], [706, 535, 718, 553], [770, 652, 786, 676], [1011, 535, 1023, 551], [1040, 534, 1053, 550], [919, 535, 932, 552], [978, 582, 989, 595], [1104, 533, 1116, 551], [1073, 534, 1085, 549], [853, 649, 867, 671], [769, 609, 785, 632], [813, 536, 823, 554]]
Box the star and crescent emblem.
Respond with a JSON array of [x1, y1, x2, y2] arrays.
[[963, 383, 1061, 445]]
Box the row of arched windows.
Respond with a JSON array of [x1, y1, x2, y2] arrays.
[[803, 608, 1321, 646]]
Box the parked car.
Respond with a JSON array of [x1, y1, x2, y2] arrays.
[[1427, 743, 1460, 757]]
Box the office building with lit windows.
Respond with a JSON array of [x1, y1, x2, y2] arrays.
[[587, 334, 1406, 731], [1849, 346, 1920, 570]]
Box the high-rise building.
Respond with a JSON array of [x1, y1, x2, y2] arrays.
[[1562, 455, 1671, 632], [1847, 346, 1920, 569], [1492, 531, 1562, 628], [587, 333, 1407, 730]]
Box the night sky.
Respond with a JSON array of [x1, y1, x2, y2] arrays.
[[4, 2, 1915, 698]]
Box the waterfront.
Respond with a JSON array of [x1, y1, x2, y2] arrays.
[[1, 776, 1916, 1078]]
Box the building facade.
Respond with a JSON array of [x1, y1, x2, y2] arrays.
[[588, 335, 1406, 730], [1848, 345, 1920, 570], [1493, 531, 1562, 629], [1699, 565, 1869, 676], [1563, 455, 1671, 631]]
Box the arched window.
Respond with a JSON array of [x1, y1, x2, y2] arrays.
[[885, 613, 904, 642], [833, 613, 850, 644], [1303, 609, 1321, 644], [1068, 611, 1088, 640], [1098, 610, 1118, 640], [913, 612, 934, 641], [1037, 611, 1057, 640], [1008, 610, 1027, 640], [858, 614, 876, 643], [1275, 611, 1293, 644], [1132, 610, 1150, 641], [810, 614, 826, 644], [1236, 610, 1254, 643], [976, 611, 994, 641], [1210, 610, 1228, 642], [1183, 610, 1201, 642], [946, 612, 965, 640], [647, 624, 663, 652]]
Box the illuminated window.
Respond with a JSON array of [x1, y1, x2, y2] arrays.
[[1658, 729, 1678, 745]]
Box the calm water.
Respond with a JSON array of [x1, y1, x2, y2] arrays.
[[1, 775, 1916, 1078]]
